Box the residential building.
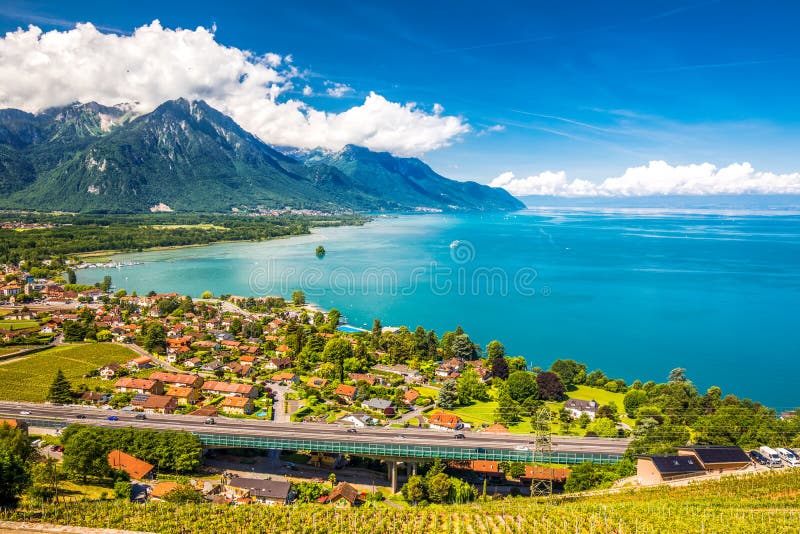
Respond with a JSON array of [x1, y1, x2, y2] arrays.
[[362, 398, 395, 416], [108, 450, 154, 480], [166, 386, 199, 405], [636, 455, 705, 485], [99, 363, 121, 380], [264, 357, 292, 371], [334, 384, 357, 402], [149, 481, 183, 502], [201, 381, 258, 398], [220, 396, 255, 415], [428, 411, 463, 431], [149, 372, 204, 389], [306, 377, 328, 389], [114, 377, 164, 395], [126, 356, 153, 370], [339, 413, 376, 428], [225, 478, 291, 505], [327, 482, 362, 508], [270, 372, 300, 385], [677, 446, 751, 473], [564, 399, 598, 420], [143, 394, 178, 414]]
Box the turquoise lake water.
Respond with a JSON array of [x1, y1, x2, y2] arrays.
[[78, 209, 800, 409]]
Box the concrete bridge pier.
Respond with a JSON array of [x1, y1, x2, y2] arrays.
[[386, 460, 398, 493]]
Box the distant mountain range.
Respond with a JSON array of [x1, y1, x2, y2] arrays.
[[0, 98, 523, 213]]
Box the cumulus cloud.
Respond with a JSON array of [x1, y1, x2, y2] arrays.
[[302, 85, 313, 96], [0, 21, 469, 156], [324, 82, 353, 98], [489, 161, 800, 197]]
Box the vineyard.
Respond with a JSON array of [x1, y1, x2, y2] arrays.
[[0, 343, 138, 401], [3, 469, 799, 533]]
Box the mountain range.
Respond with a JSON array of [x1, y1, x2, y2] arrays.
[[0, 98, 523, 213]]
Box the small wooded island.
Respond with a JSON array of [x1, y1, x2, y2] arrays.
[[316, 245, 326, 258]]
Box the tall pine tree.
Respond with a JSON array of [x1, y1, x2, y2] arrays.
[[46, 369, 73, 404]]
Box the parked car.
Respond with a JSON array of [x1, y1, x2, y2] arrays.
[[749, 450, 769, 465], [759, 446, 783, 468], [107, 415, 119, 421], [776, 447, 800, 467]]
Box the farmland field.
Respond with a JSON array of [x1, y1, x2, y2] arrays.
[[0, 343, 138, 402], [0, 319, 40, 330], [2, 468, 799, 533]]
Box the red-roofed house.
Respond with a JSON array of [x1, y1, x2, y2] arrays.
[[334, 384, 357, 401], [108, 450, 153, 480], [428, 411, 463, 431]]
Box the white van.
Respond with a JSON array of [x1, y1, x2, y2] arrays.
[[759, 446, 783, 468], [776, 448, 800, 467]]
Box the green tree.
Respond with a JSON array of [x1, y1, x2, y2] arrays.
[[66, 269, 77, 285], [322, 337, 353, 381], [28, 457, 62, 503], [0, 448, 29, 508], [494, 389, 522, 425], [142, 322, 166, 353], [451, 334, 478, 360], [291, 290, 306, 305], [163, 486, 204, 503], [456, 368, 489, 404], [114, 480, 132, 500], [62, 321, 87, 342], [315, 245, 326, 258], [46, 369, 73, 404], [200, 290, 213, 299], [96, 329, 112, 342], [506, 371, 538, 402], [401, 475, 426, 505], [587, 417, 618, 438], [100, 275, 112, 292], [426, 472, 452, 503], [326, 309, 341, 330], [623, 389, 648, 417], [550, 359, 587, 388], [437, 380, 458, 409]]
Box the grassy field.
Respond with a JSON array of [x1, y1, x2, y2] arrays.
[[0, 345, 36, 356], [439, 385, 634, 435], [0, 343, 138, 402], [0, 319, 40, 330]]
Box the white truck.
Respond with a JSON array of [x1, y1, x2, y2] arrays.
[[759, 446, 783, 468], [776, 447, 800, 467]]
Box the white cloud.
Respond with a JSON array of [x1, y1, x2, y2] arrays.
[[489, 161, 800, 196], [0, 21, 469, 156], [325, 81, 353, 98], [302, 85, 313, 96], [477, 124, 506, 136]]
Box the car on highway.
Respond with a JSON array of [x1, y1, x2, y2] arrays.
[[204, 418, 215, 425], [107, 416, 119, 421], [76, 414, 86, 419], [453, 433, 466, 439], [135, 414, 146, 420], [346, 428, 357, 433], [397, 434, 407, 439], [515, 445, 528, 451], [19, 411, 31, 415]]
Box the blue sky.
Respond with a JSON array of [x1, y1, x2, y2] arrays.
[[1, 0, 799, 194]]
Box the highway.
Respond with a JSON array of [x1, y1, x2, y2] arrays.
[[0, 401, 630, 456]]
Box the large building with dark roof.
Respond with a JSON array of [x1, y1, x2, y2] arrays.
[[677, 446, 751, 472], [636, 454, 705, 485]]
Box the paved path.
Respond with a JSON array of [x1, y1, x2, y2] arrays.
[[111, 342, 179, 372]]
